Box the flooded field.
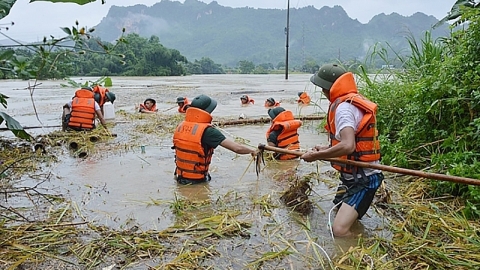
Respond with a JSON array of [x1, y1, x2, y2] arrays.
[[0, 74, 389, 269]]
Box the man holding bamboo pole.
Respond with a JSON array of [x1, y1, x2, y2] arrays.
[[302, 63, 384, 237], [172, 94, 257, 185]]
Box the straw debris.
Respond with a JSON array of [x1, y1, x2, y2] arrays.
[[280, 176, 313, 215]]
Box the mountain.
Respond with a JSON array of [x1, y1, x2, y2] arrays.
[[92, 0, 450, 67]]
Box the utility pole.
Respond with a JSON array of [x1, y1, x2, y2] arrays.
[[285, 0, 290, 80], [302, 21, 305, 71]]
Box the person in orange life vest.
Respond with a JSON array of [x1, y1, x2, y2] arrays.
[[139, 98, 158, 113], [240, 95, 255, 105], [92, 85, 116, 111], [266, 107, 302, 160], [297, 91, 311, 105], [62, 87, 108, 131], [264, 97, 280, 107], [301, 63, 383, 237], [172, 94, 258, 185], [176, 97, 190, 113]]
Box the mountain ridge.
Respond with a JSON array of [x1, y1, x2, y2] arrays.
[[92, 0, 449, 67]]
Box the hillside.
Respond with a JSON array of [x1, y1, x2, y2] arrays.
[[93, 0, 450, 67]]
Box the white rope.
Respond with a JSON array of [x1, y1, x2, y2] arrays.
[[328, 183, 348, 240]]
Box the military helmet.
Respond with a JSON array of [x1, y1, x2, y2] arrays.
[[266, 97, 275, 104], [190, 94, 217, 113], [105, 92, 116, 103], [176, 97, 185, 104], [310, 64, 346, 90], [268, 107, 285, 119], [240, 95, 248, 100]]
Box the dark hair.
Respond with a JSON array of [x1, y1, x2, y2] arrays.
[[144, 98, 156, 105]]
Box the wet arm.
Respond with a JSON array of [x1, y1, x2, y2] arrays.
[[140, 108, 156, 114], [220, 139, 256, 155], [301, 127, 355, 162], [95, 109, 108, 128]]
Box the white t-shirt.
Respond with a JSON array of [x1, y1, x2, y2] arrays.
[[67, 100, 101, 111], [335, 102, 381, 179]]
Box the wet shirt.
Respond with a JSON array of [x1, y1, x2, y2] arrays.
[[267, 128, 283, 145], [336, 102, 381, 179], [201, 127, 226, 149]]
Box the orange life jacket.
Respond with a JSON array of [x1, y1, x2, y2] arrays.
[[173, 108, 214, 181], [266, 110, 302, 160], [264, 101, 281, 107], [68, 89, 96, 130], [241, 95, 255, 105], [297, 92, 311, 104], [325, 72, 381, 174], [92, 85, 109, 107], [178, 97, 191, 113], [139, 103, 157, 112]]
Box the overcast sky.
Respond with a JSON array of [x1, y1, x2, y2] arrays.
[[1, 0, 455, 42]]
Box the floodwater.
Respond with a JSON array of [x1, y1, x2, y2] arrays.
[[1, 74, 389, 268]]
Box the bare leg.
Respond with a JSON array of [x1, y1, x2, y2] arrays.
[[332, 203, 358, 237]]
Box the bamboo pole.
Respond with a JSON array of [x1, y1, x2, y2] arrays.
[[214, 114, 325, 126], [258, 144, 480, 186], [0, 125, 62, 131]]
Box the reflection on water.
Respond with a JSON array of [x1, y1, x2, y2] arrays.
[[1, 75, 388, 267]]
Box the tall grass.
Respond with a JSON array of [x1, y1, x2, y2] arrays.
[[356, 7, 480, 217]]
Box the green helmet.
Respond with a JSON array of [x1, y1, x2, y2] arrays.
[[268, 107, 285, 119], [310, 64, 346, 90], [176, 97, 185, 104], [105, 92, 116, 103], [190, 94, 217, 113]]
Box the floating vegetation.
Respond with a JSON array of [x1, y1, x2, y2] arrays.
[[280, 177, 313, 215]]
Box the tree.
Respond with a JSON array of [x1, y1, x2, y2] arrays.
[[238, 60, 255, 74]]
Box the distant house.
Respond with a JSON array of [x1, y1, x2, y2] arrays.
[[381, 65, 395, 69]]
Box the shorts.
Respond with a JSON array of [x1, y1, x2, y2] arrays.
[[175, 174, 211, 185], [333, 172, 384, 219]]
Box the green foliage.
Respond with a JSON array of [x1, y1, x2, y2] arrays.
[[0, 112, 31, 140], [70, 33, 188, 76], [184, 57, 224, 74], [29, 0, 98, 4], [358, 6, 480, 218], [60, 76, 111, 89], [238, 60, 255, 74]]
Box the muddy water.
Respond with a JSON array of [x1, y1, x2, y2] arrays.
[[1, 75, 389, 267]]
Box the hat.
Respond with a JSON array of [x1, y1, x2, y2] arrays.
[[267, 97, 275, 104], [81, 86, 93, 91], [176, 97, 185, 104], [310, 63, 346, 90], [298, 92, 304, 97], [268, 107, 285, 119], [240, 95, 248, 100], [190, 94, 217, 113], [105, 92, 116, 103]]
